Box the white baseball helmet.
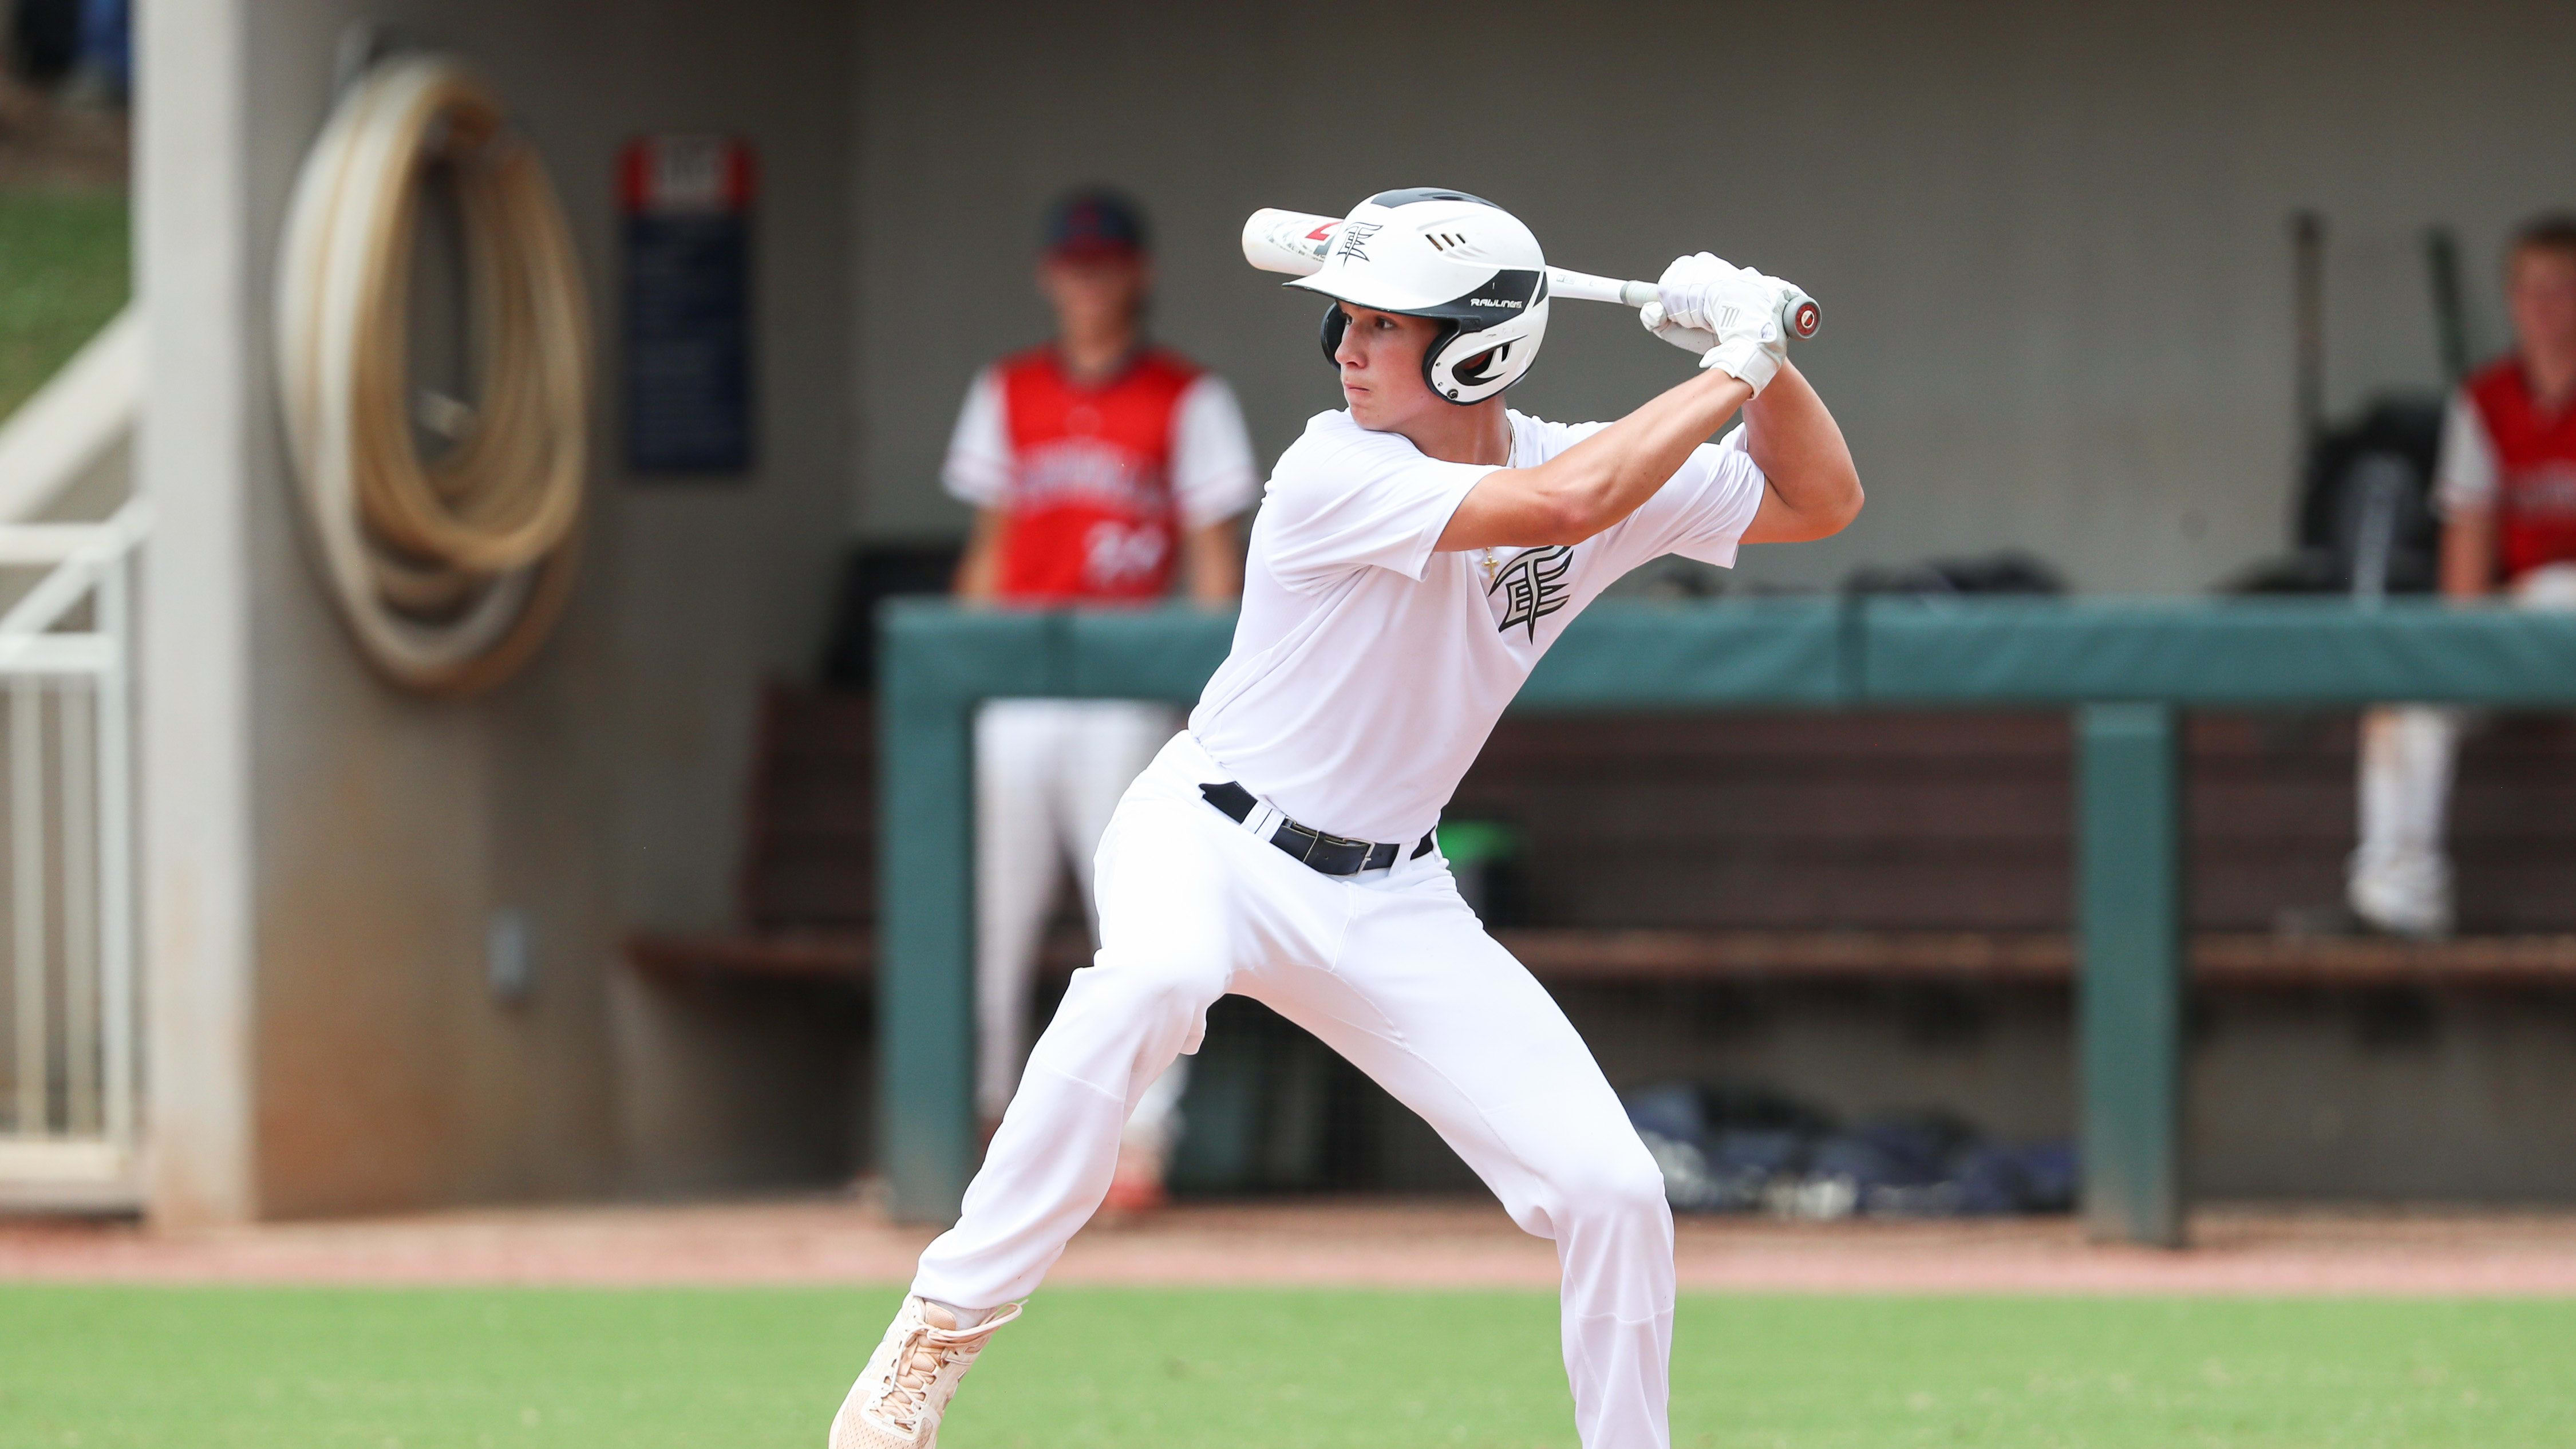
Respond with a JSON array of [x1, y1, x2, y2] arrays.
[[1290, 188, 1550, 405]]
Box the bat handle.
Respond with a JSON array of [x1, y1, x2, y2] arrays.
[[1548, 269, 1822, 340], [1540, 268, 1637, 305]]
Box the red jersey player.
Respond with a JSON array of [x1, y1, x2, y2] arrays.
[[942, 188, 1257, 1205], [2352, 214, 2576, 936]]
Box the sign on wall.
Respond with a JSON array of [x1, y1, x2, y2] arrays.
[[620, 136, 755, 476]]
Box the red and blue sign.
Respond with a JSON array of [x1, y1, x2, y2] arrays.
[[621, 136, 755, 475]]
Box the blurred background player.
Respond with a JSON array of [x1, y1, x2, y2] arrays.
[[2349, 214, 2576, 937], [942, 187, 1258, 1207]]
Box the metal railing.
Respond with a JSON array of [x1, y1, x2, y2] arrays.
[[0, 500, 146, 1207]]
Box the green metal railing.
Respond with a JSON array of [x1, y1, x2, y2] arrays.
[[880, 597, 2576, 1244]]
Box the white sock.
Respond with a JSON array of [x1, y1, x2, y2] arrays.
[[926, 1299, 990, 1329]]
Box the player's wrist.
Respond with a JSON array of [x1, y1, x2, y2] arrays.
[[1700, 335, 1781, 395]]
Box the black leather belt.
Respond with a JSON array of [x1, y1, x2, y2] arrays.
[[1200, 781, 1436, 878]]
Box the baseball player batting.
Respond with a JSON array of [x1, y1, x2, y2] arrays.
[[832, 187, 1864, 1449]]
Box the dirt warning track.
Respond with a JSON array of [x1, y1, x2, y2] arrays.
[[8, 1197, 2576, 1295]]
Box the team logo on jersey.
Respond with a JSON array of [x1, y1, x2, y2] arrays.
[[1488, 546, 1573, 641], [2508, 461, 2576, 515]]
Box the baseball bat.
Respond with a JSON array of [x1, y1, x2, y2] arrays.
[[1242, 208, 1822, 342]]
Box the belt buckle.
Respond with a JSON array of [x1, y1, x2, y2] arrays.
[[1311, 829, 1369, 874], [1273, 821, 1317, 858]]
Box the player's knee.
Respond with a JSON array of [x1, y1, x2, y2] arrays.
[[1555, 1144, 1669, 1229], [1068, 949, 1221, 1031]]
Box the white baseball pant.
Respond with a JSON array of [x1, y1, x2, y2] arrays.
[[974, 699, 1186, 1153], [2349, 562, 2576, 934], [918, 731, 1677, 1449]]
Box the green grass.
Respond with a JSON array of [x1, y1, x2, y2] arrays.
[[1, 1286, 2571, 1448], [0, 188, 131, 422]]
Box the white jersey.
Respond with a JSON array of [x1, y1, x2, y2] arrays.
[[1188, 407, 1768, 843]]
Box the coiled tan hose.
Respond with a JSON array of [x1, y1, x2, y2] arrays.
[[275, 56, 588, 696]]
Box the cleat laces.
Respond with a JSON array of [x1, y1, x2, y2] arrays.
[[875, 1326, 965, 1431]]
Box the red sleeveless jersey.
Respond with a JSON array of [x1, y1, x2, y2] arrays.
[[989, 347, 1202, 603], [2466, 359, 2576, 580]]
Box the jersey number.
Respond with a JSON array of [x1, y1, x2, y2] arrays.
[[1084, 520, 1171, 589]]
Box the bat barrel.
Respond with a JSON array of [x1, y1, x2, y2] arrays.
[[1243, 208, 1338, 277]]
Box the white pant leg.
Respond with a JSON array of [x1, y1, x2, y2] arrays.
[[2517, 562, 2576, 609], [974, 701, 1072, 1123], [2349, 705, 2459, 935], [1248, 867, 1674, 1449], [914, 737, 1345, 1309], [921, 737, 1674, 1448], [1054, 702, 1190, 1154], [2348, 564, 2576, 936]]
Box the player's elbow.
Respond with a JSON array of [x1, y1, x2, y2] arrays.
[[1793, 465, 1865, 540], [1539, 466, 1643, 544], [1493, 477, 1611, 547], [1525, 492, 1610, 546], [1751, 467, 1863, 545], [1815, 471, 1864, 537]]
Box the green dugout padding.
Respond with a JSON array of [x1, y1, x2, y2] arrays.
[[879, 598, 2576, 1239]]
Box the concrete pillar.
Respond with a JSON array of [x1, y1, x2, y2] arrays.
[[136, 0, 260, 1225], [130, 0, 864, 1223]]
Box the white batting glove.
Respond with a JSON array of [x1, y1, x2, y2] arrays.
[[1639, 252, 1787, 394]]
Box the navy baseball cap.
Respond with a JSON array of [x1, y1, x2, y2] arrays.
[[1044, 187, 1149, 259]]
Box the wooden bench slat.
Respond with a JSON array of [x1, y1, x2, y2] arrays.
[[628, 690, 2576, 994], [626, 926, 2576, 990]]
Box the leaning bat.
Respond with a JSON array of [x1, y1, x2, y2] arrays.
[[1242, 208, 1822, 341]]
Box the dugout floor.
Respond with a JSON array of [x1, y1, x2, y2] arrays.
[[6, 1197, 2576, 1294]]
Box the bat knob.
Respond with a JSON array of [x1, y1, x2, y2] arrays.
[[1784, 293, 1822, 341]]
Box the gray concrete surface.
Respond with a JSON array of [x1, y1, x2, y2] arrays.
[[853, 0, 2576, 595]]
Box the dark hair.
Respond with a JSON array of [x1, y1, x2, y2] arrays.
[[2509, 212, 2576, 263]]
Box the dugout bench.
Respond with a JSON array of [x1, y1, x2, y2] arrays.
[[868, 597, 2576, 1246]]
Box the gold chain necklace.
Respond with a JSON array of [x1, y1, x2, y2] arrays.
[[1478, 435, 1515, 587]]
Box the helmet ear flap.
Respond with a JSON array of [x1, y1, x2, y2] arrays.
[[1318, 303, 1349, 368], [1421, 320, 1469, 402]]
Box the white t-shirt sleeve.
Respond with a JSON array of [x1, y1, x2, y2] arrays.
[[2433, 386, 2497, 518], [1170, 375, 1260, 527], [1262, 421, 1494, 590], [1595, 423, 1770, 570], [940, 367, 1012, 510]]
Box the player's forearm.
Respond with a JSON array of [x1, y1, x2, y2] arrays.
[[954, 511, 1005, 601], [1444, 369, 1750, 550], [2441, 508, 2495, 598], [1181, 521, 1243, 605], [1737, 362, 1863, 544], [1557, 369, 1752, 530]]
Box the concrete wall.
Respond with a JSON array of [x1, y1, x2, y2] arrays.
[[141, 0, 858, 1221], [852, 0, 2576, 595]]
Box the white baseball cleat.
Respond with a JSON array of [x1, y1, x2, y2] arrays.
[[829, 1295, 1022, 1449]]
